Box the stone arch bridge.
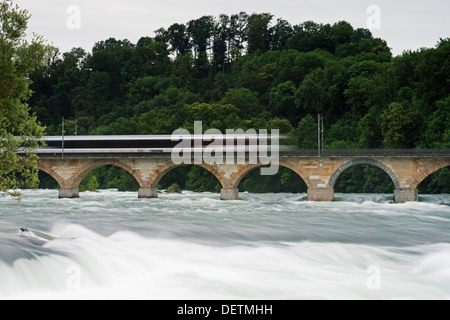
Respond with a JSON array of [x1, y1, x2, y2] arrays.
[[38, 149, 449, 203]]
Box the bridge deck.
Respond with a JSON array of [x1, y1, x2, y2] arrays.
[[35, 148, 450, 158]]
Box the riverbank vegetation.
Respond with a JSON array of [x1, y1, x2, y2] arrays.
[[0, 1, 51, 199]]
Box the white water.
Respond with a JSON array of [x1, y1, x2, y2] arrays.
[[0, 190, 449, 300]]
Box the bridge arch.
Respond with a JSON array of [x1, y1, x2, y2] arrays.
[[147, 163, 226, 189], [410, 160, 450, 189], [230, 161, 313, 190], [38, 163, 66, 188], [328, 158, 401, 189], [69, 160, 145, 189]]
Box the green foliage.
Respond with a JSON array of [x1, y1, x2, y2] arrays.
[[247, 13, 274, 54], [220, 88, 261, 118], [380, 102, 422, 148], [326, 118, 359, 148], [0, 1, 51, 199], [381, 103, 406, 148], [295, 72, 327, 115], [158, 166, 220, 193], [295, 115, 317, 149], [269, 81, 297, 122], [166, 183, 182, 193], [420, 96, 450, 148], [78, 166, 139, 192], [185, 166, 221, 192], [240, 167, 307, 193], [265, 117, 294, 134], [358, 113, 382, 148], [80, 175, 100, 192], [344, 61, 396, 118], [334, 165, 394, 193], [418, 168, 450, 194], [38, 171, 59, 189]]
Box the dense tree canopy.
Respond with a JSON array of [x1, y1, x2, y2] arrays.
[[0, 1, 50, 198], [25, 12, 449, 194]]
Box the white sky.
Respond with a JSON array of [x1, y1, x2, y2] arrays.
[[12, 0, 450, 56]]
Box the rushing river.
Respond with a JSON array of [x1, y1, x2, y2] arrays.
[[0, 189, 449, 300]]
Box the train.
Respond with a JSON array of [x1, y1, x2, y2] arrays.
[[38, 134, 284, 154]]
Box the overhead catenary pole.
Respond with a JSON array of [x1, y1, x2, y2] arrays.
[[321, 115, 324, 154], [318, 114, 321, 156], [62, 117, 78, 158], [62, 116, 65, 158]]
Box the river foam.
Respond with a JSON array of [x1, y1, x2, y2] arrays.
[[0, 190, 449, 299]]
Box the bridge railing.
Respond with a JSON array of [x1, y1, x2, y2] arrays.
[[282, 149, 450, 157], [32, 147, 450, 158]]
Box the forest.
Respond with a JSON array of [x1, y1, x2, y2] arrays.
[[30, 12, 449, 194]]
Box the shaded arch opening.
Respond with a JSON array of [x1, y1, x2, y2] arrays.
[[329, 159, 400, 192], [332, 163, 395, 194], [78, 165, 140, 192], [417, 166, 450, 194], [38, 171, 60, 189], [37, 164, 65, 189], [237, 165, 308, 194], [156, 165, 222, 194]]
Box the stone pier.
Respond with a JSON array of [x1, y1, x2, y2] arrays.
[[394, 188, 418, 203], [307, 188, 334, 201], [220, 188, 239, 201], [138, 188, 159, 199], [58, 188, 79, 199]]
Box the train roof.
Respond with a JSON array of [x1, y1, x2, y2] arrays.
[[44, 134, 280, 141]]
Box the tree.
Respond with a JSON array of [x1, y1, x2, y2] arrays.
[[187, 16, 214, 58], [80, 175, 100, 192], [131, 39, 170, 77], [166, 23, 192, 56], [108, 117, 138, 135], [358, 113, 382, 148], [181, 102, 242, 132], [265, 117, 294, 134], [288, 21, 333, 52], [269, 18, 293, 51], [0, 1, 50, 199], [87, 38, 134, 99], [325, 117, 360, 149], [295, 115, 318, 149], [212, 14, 230, 71], [344, 60, 396, 118], [380, 102, 408, 148], [166, 183, 182, 193], [229, 12, 248, 53], [331, 21, 353, 47], [295, 72, 327, 114], [220, 88, 261, 118], [414, 38, 450, 109], [421, 95, 450, 148], [246, 13, 273, 54], [268, 81, 297, 123]]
